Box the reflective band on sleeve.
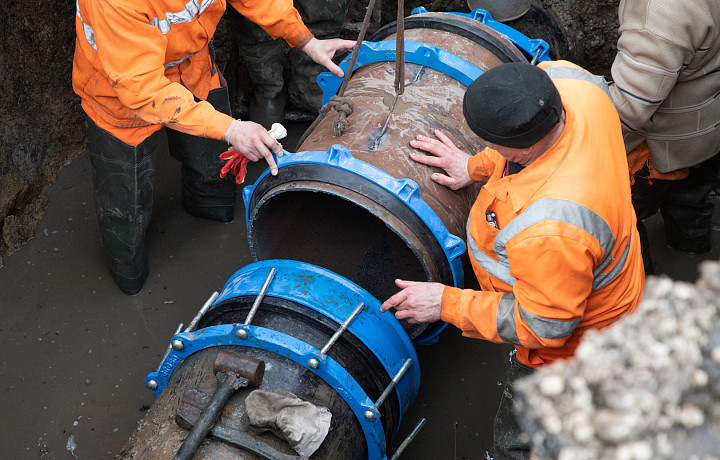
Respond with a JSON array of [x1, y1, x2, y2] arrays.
[[75, 0, 216, 59], [467, 198, 631, 291], [543, 65, 612, 100], [164, 52, 197, 69], [518, 304, 581, 340], [76, 0, 97, 50], [149, 0, 218, 34], [466, 217, 518, 286], [497, 280, 580, 343], [149, 0, 216, 68], [497, 292, 521, 345]]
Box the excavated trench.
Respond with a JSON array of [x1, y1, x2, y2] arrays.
[[5, 1, 716, 459]]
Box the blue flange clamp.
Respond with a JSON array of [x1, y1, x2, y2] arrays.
[[243, 146, 466, 289]]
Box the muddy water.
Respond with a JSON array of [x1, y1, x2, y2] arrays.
[[1, 123, 718, 460]]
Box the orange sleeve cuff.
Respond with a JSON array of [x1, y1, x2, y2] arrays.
[[440, 286, 465, 327], [283, 24, 313, 49], [467, 150, 493, 182], [205, 111, 235, 141]]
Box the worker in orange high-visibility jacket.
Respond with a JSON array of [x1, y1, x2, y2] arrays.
[[72, 0, 354, 295], [381, 61, 645, 460]]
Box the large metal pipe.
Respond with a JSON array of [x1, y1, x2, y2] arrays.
[[121, 10, 551, 460], [243, 12, 537, 314], [125, 260, 420, 460]]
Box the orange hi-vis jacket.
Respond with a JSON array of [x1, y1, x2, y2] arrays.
[[441, 61, 645, 369], [73, 0, 313, 146]]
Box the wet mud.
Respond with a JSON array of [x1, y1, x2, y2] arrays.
[[1, 123, 719, 459]]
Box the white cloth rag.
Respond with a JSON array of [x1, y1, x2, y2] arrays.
[[268, 123, 288, 146], [245, 388, 331, 457]]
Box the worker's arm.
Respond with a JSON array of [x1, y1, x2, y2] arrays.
[[441, 225, 596, 349], [607, 1, 693, 132], [227, 0, 313, 48], [409, 129, 495, 189], [228, 0, 354, 77]]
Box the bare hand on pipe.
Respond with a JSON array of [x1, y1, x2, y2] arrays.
[[380, 279, 445, 324]]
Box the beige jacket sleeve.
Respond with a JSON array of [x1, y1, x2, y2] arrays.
[[609, 0, 703, 132]]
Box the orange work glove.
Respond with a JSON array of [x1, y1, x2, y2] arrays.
[[219, 149, 250, 184]]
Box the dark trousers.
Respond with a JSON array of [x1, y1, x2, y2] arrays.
[[85, 85, 236, 288], [228, 0, 350, 113], [493, 354, 536, 460], [632, 153, 720, 273]]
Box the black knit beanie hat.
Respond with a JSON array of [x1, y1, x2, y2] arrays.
[[463, 63, 562, 148]]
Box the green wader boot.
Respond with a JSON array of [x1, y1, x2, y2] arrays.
[[165, 85, 238, 222], [493, 353, 536, 460], [85, 116, 155, 295]]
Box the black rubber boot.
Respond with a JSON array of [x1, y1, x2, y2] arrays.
[[85, 116, 155, 295], [166, 85, 237, 222], [249, 90, 286, 130], [661, 153, 720, 254], [227, 8, 287, 128]]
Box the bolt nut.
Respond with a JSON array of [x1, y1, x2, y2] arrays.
[[171, 339, 184, 351], [236, 328, 248, 340], [308, 358, 319, 369], [146, 380, 158, 390], [364, 410, 376, 422]]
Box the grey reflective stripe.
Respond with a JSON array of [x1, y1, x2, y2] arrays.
[[497, 292, 579, 343], [543, 65, 612, 100], [518, 304, 581, 340], [149, 0, 217, 68], [467, 197, 631, 291], [149, 0, 217, 34], [497, 292, 521, 345], [164, 52, 197, 69], [496, 198, 629, 290], [76, 0, 96, 50], [593, 230, 631, 290], [76, 0, 214, 65], [466, 217, 517, 286]]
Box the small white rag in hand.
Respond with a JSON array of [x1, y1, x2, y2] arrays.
[[268, 123, 288, 149]]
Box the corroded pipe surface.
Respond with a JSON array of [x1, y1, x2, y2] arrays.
[[247, 13, 527, 303]]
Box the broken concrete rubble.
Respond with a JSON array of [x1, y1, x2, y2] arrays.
[[515, 262, 720, 459]]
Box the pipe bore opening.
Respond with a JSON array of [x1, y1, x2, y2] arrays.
[[248, 187, 431, 304]]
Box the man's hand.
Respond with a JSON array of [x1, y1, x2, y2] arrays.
[[409, 129, 473, 190], [301, 37, 355, 78], [380, 279, 445, 324], [224, 119, 283, 175]]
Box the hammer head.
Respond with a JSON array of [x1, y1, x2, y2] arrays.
[[214, 350, 265, 387]]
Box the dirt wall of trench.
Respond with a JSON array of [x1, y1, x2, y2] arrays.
[[0, 0, 620, 265]]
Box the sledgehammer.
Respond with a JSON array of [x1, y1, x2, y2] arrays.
[[174, 350, 265, 460]]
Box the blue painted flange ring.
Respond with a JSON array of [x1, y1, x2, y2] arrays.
[[212, 259, 421, 426], [411, 7, 551, 63], [144, 323, 390, 460], [317, 10, 550, 106], [243, 148, 466, 289], [317, 40, 483, 106]]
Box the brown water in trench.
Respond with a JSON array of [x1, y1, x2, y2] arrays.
[[1, 121, 718, 460]]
